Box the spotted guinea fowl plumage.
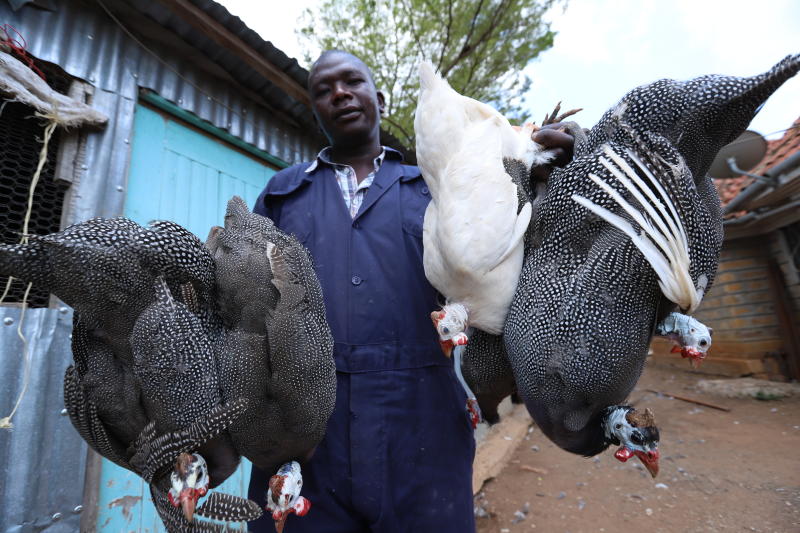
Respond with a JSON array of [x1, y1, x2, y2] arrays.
[[464, 55, 800, 462], [0, 205, 344, 530], [207, 197, 335, 494]]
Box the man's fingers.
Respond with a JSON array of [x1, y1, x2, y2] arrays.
[[532, 128, 574, 167]]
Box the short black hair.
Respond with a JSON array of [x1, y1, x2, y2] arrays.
[[308, 49, 377, 88]]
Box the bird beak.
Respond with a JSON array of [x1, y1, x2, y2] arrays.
[[179, 488, 198, 522], [633, 449, 660, 478], [274, 513, 288, 533]]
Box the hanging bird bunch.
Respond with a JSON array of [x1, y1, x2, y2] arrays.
[[418, 54, 800, 476], [0, 196, 336, 532]]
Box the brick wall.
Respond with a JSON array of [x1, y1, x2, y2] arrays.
[[651, 234, 793, 377], [774, 225, 800, 327]]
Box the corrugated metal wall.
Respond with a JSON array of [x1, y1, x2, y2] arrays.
[[0, 307, 86, 532], [1, 1, 317, 176], [0, 1, 320, 530]]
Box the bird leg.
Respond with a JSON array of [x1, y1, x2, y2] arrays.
[[655, 312, 712, 368]]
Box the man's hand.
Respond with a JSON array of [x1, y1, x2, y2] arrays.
[[533, 124, 575, 168], [531, 123, 576, 181]]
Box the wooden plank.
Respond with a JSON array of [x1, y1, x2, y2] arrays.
[[472, 404, 531, 495], [767, 260, 800, 379], [644, 389, 731, 411], [80, 449, 103, 532], [158, 0, 311, 107]]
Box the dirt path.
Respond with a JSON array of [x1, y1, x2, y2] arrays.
[[474, 362, 800, 533]]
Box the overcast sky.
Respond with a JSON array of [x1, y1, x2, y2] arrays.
[[220, 0, 799, 139]]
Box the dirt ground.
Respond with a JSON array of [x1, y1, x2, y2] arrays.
[[474, 362, 800, 533]]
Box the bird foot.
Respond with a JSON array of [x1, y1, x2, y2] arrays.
[[541, 101, 583, 126]]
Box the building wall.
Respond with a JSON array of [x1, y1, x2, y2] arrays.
[[650, 236, 785, 376], [0, 2, 321, 531], [774, 225, 800, 325]]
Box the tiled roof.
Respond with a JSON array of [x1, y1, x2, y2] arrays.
[[715, 117, 800, 210]]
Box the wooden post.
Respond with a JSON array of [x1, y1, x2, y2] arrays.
[[766, 260, 800, 380]]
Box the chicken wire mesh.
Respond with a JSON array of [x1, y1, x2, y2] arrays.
[[0, 57, 71, 308]]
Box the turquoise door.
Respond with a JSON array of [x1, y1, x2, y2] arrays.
[[95, 103, 276, 531]]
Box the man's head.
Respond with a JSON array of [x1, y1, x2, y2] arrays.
[[307, 50, 385, 150]]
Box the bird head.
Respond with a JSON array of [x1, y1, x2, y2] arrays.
[[670, 321, 713, 369], [603, 407, 660, 478], [430, 304, 469, 357], [266, 461, 311, 533], [167, 453, 209, 522]]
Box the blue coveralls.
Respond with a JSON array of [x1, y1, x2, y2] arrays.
[[247, 149, 476, 532]]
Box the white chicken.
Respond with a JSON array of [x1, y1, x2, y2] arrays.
[[415, 61, 552, 355]]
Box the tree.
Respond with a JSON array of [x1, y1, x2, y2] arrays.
[[298, 0, 562, 149]]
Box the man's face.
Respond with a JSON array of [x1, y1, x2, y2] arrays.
[[308, 53, 385, 148]]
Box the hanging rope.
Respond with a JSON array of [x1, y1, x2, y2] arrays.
[[0, 116, 58, 430], [0, 24, 46, 81], [0, 282, 33, 430]]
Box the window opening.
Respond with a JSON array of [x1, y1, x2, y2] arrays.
[[0, 57, 72, 307]]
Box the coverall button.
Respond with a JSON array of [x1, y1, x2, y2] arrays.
[[351, 275, 362, 285], [421, 186, 429, 195], [353, 221, 360, 229]]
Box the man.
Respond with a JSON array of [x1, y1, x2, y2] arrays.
[[248, 50, 574, 532]]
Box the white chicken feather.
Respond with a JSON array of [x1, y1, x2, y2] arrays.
[[415, 61, 550, 344]]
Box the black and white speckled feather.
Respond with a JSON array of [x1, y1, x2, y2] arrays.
[[208, 196, 336, 479], [468, 55, 799, 456], [0, 212, 267, 530]]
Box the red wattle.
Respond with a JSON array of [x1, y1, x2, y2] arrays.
[[614, 446, 633, 462], [294, 496, 312, 517]]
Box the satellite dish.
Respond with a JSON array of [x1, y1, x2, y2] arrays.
[[708, 130, 767, 179]]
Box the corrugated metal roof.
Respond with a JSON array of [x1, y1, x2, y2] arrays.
[[2, 0, 321, 169]]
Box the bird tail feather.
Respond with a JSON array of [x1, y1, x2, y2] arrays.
[[571, 145, 700, 313]]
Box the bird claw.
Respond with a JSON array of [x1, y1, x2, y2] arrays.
[[541, 101, 583, 126]]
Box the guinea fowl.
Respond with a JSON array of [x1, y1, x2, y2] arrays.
[[465, 54, 800, 475], [0, 216, 260, 530], [206, 197, 336, 533], [414, 61, 551, 352], [415, 61, 558, 427], [0, 195, 336, 531]]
